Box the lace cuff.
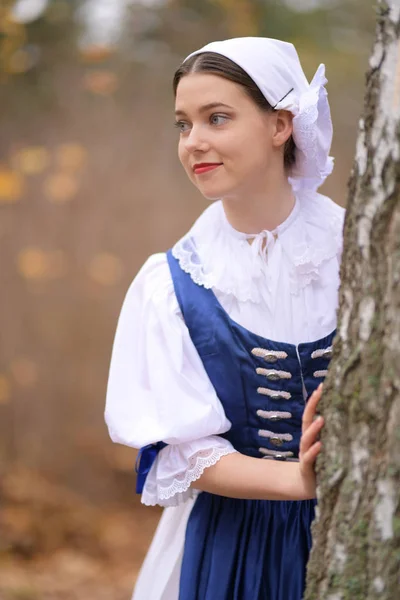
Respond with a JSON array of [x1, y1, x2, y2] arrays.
[[141, 437, 237, 507]]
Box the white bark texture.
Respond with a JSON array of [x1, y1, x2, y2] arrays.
[[305, 2, 400, 599]]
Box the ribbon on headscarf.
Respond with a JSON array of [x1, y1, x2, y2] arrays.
[[135, 441, 167, 494]]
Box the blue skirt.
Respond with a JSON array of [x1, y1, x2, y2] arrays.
[[179, 493, 316, 600]]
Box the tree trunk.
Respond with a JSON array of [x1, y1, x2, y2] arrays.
[[304, 2, 400, 599]]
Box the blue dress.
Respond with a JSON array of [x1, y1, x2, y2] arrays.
[[137, 250, 334, 600]]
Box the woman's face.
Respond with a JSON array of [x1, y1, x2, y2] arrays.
[[175, 73, 286, 201]]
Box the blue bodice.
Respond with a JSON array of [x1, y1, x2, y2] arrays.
[[136, 250, 334, 491]]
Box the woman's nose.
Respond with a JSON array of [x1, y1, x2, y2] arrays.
[[184, 126, 209, 153]]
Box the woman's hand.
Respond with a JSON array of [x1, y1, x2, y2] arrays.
[[192, 384, 325, 502], [299, 383, 324, 498]]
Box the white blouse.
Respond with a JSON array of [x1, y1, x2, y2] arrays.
[[105, 190, 345, 508]]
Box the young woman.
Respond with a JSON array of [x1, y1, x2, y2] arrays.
[[105, 37, 345, 600]]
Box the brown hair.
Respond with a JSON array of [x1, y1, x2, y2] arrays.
[[173, 52, 296, 171]]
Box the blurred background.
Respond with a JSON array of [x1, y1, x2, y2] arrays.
[[0, 0, 374, 598]]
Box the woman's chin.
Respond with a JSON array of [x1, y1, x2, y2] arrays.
[[196, 184, 232, 201]]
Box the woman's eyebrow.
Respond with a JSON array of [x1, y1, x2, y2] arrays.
[[175, 102, 234, 116]]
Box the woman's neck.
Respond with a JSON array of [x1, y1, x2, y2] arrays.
[[221, 174, 295, 235]]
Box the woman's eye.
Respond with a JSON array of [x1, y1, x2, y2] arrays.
[[174, 121, 190, 133], [210, 114, 228, 126]]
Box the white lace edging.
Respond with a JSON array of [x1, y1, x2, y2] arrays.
[[141, 446, 236, 507], [172, 236, 217, 291]]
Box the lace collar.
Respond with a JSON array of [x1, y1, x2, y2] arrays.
[[172, 191, 345, 302]]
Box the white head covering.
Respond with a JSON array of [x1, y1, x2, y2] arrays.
[[184, 37, 334, 192]]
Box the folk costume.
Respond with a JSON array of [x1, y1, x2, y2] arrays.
[[105, 37, 345, 600]]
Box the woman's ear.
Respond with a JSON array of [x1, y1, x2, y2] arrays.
[[272, 110, 293, 148]]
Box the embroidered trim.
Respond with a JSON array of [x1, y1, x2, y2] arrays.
[[311, 346, 333, 359], [256, 368, 292, 380], [257, 387, 291, 400], [313, 370, 328, 378], [141, 446, 235, 507], [256, 410, 292, 420]]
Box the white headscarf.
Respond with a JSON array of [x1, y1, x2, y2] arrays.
[[184, 37, 334, 192]]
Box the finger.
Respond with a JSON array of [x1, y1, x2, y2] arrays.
[[302, 384, 323, 434], [300, 416, 324, 454], [301, 441, 322, 466], [301, 415, 324, 449]]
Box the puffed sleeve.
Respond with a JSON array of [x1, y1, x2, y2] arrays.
[[105, 253, 236, 507]]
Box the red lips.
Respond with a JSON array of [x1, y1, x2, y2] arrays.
[[193, 163, 222, 175]]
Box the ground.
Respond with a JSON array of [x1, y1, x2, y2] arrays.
[[0, 468, 160, 600]]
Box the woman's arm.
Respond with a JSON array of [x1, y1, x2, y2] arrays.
[[192, 384, 324, 501]]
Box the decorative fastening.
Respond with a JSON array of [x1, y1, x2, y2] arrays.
[[251, 348, 288, 363], [258, 430, 293, 442], [311, 346, 333, 360], [313, 370, 328, 378], [256, 410, 292, 421], [259, 448, 294, 459], [267, 372, 281, 381], [257, 387, 291, 400], [256, 368, 292, 381], [270, 437, 284, 446]]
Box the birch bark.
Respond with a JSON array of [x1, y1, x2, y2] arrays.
[[305, 2, 400, 599]]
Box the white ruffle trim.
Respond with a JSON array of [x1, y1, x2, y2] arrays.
[[289, 198, 344, 295], [172, 192, 344, 301], [286, 64, 334, 192], [141, 446, 236, 507]]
